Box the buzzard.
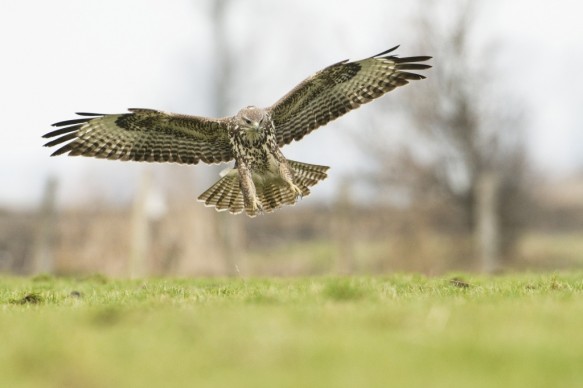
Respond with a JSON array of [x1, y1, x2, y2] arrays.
[[43, 46, 431, 217]]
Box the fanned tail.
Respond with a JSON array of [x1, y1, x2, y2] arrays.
[[198, 160, 329, 217], [288, 160, 329, 192], [197, 170, 245, 214]]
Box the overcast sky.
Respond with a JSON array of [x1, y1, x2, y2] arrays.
[[1, 0, 582, 208]]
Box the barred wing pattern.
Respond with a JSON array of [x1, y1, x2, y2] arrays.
[[43, 45, 430, 217], [268, 45, 431, 147], [43, 108, 233, 165]]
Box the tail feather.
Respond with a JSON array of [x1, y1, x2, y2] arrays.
[[197, 172, 245, 214], [288, 160, 329, 189], [259, 181, 295, 212], [198, 160, 329, 217]]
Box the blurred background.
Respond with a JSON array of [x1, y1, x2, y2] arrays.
[[1, 0, 582, 277]]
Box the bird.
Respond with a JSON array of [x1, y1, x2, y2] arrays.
[[43, 45, 431, 217]]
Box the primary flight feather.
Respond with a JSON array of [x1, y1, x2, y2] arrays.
[[43, 45, 431, 217]]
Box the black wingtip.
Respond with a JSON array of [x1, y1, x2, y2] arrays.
[[400, 72, 427, 81], [393, 55, 433, 63], [373, 45, 400, 58], [43, 132, 78, 148], [49, 146, 72, 157], [51, 118, 92, 128], [44, 123, 87, 138], [395, 63, 433, 71], [74, 112, 105, 117]]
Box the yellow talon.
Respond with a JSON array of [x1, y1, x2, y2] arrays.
[[290, 183, 303, 198]]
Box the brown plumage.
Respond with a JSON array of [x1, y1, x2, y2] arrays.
[[43, 45, 431, 217]]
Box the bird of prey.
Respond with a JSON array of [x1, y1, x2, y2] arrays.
[[43, 45, 431, 217]]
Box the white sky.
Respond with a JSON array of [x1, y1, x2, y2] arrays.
[[1, 0, 582, 208]]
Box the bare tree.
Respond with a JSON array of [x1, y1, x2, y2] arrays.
[[360, 1, 532, 271]]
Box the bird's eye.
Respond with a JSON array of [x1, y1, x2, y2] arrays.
[[244, 118, 252, 125]]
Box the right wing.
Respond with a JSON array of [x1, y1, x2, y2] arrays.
[[268, 46, 431, 147], [43, 108, 233, 164]]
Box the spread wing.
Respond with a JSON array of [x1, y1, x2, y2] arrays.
[[43, 108, 233, 164], [268, 45, 431, 147]]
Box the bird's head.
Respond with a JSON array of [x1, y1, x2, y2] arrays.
[[235, 106, 267, 140]]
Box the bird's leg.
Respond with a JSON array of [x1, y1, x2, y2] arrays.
[[238, 163, 263, 214], [289, 182, 303, 199], [279, 162, 304, 199]]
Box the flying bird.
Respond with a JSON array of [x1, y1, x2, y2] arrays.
[[43, 46, 431, 217]]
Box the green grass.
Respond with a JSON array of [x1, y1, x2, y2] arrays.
[[1, 273, 583, 388]]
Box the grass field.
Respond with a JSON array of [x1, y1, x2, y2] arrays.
[[1, 273, 582, 388]]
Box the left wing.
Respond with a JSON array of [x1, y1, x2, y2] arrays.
[[268, 46, 431, 147], [43, 108, 233, 165]]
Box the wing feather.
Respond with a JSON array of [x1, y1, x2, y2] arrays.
[[268, 46, 431, 146], [43, 109, 233, 164]]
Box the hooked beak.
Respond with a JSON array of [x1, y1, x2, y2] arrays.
[[247, 122, 260, 133]]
